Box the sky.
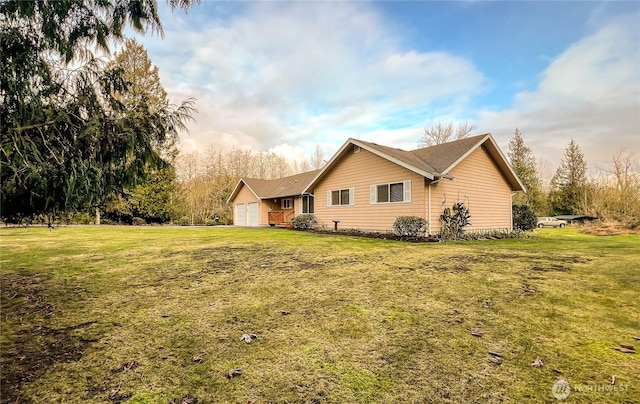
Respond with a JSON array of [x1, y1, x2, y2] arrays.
[[133, 0, 640, 172]]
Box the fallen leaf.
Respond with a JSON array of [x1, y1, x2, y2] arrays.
[[632, 336, 640, 341], [611, 375, 616, 385], [619, 344, 635, 351], [280, 310, 291, 315], [240, 333, 258, 343], [613, 347, 636, 353], [488, 351, 503, 357], [170, 395, 196, 404], [227, 368, 242, 379], [123, 361, 137, 371], [471, 330, 483, 337], [193, 355, 203, 363], [108, 388, 120, 400], [488, 356, 503, 365], [531, 358, 544, 367]]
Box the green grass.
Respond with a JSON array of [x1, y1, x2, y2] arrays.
[[1, 226, 638, 403]]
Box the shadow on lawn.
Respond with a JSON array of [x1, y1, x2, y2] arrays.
[[0, 273, 97, 404]]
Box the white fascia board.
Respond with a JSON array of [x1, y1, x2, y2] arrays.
[[350, 139, 435, 180]]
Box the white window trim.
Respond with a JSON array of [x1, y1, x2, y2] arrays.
[[370, 180, 411, 204], [302, 195, 314, 214], [281, 198, 293, 210], [327, 187, 355, 207]]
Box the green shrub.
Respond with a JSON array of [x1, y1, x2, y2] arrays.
[[132, 217, 146, 226], [393, 216, 427, 239], [71, 212, 94, 224], [512, 204, 537, 231], [291, 214, 317, 230], [177, 216, 190, 226]]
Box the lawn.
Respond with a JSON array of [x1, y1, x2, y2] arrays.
[[1, 226, 638, 403]]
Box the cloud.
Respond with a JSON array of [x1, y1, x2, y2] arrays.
[[476, 13, 640, 169], [141, 2, 484, 159]]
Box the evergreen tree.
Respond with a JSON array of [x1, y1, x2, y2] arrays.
[[550, 139, 587, 215], [109, 39, 170, 116], [129, 167, 181, 223], [507, 128, 544, 214], [0, 0, 197, 224], [99, 39, 184, 224]]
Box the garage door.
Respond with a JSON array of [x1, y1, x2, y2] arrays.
[[247, 202, 259, 226], [236, 203, 246, 226]]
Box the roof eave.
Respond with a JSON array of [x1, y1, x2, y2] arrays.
[[483, 135, 527, 192], [302, 139, 354, 193], [227, 178, 262, 203], [351, 139, 436, 180], [440, 134, 490, 174], [303, 138, 436, 193], [439, 134, 526, 192]]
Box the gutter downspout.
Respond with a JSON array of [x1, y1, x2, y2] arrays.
[[428, 182, 432, 236], [510, 192, 514, 231], [428, 176, 454, 235]]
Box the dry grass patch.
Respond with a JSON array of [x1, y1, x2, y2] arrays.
[[579, 219, 640, 236], [1, 226, 638, 403]]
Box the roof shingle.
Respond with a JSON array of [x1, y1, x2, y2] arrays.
[[242, 169, 321, 199]]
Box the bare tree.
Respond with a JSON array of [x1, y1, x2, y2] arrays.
[[292, 160, 311, 174], [310, 145, 326, 169], [419, 121, 478, 147], [583, 151, 640, 221]]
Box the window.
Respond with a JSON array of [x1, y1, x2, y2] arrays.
[[281, 198, 293, 209], [327, 188, 354, 206], [370, 180, 411, 204], [302, 195, 314, 213]]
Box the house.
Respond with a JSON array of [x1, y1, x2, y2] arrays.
[[227, 169, 321, 227], [228, 134, 525, 234]]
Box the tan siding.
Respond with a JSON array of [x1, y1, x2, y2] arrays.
[[261, 198, 298, 225], [261, 200, 275, 225], [312, 148, 426, 232], [429, 146, 512, 232], [231, 184, 301, 226], [232, 184, 262, 225]]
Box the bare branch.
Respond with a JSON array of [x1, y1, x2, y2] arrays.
[[419, 121, 477, 147]]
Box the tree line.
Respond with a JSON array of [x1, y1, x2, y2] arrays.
[[508, 129, 639, 225], [2, 1, 637, 228], [106, 125, 638, 227], [93, 145, 324, 225], [421, 123, 639, 226]]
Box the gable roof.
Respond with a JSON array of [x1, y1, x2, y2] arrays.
[[354, 139, 441, 177], [411, 134, 490, 173], [227, 169, 321, 203], [304, 134, 525, 192]]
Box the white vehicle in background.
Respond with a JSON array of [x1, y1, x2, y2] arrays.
[[537, 217, 568, 228]]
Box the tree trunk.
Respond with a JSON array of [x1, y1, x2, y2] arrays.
[[95, 207, 101, 225]]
